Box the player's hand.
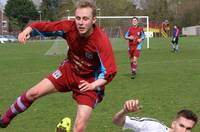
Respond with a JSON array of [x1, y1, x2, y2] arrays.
[[173, 37, 176, 41], [78, 80, 96, 92], [123, 99, 142, 113], [18, 27, 32, 44], [129, 35, 134, 40], [137, 38, 142, 43], [18, 33, 30, 44]]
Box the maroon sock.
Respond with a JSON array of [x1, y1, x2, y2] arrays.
[[130, 62, 133, 73], [1, 92, 33, 124], [131, 63, 137, 74]]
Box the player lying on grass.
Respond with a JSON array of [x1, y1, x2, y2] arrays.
[[0, 1, 117, 131], [113, 99, 198, 132]]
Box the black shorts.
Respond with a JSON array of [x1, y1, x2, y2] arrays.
[[171, 37, 179, 44]]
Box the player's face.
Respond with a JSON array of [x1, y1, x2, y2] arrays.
[[75, 7, 96, 37], [132, 18, 138, 26], [171, 117, 196, 132]]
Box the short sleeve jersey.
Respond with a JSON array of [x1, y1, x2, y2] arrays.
[[123, 116, 169, 132]]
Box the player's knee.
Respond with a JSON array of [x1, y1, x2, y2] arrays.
[[26, 89, 41, 100], [130, 58, 136, 63], [133, 60, 137, 64]]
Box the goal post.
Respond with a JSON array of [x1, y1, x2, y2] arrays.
[[68, 16, 150, 49]]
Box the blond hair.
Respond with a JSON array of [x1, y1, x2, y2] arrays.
[[75, 0, 96, 17]]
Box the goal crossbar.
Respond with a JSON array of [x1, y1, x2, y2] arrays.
[[68, 16, 150, 49]]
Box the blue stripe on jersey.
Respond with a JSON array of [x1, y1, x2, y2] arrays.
[[124, 31, 129, 39], [136, 43, 142, 50], [31, 28, 65, 38], [94, 52, 107, 94], [141, 31, 145, 40], [97, 60, 107, 79], [95, 51, 107, 80]]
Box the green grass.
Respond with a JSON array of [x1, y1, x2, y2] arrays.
[[0, 37, 200, 132]]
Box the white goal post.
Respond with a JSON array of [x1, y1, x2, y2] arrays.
[[68, 16, 150, 49]]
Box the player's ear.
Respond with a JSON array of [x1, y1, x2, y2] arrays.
[[92, 16, 97, 24], [171, 120, 176, 129]]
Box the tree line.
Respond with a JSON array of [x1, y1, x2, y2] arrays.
[[4, 0, 200, 32]]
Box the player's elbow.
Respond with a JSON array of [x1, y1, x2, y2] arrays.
[[112, 116, 124, 127], [124, 36, 129, 40], [112, 117, 118, 126]]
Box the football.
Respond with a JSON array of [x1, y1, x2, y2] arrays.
[[55, 117, 71, 132]]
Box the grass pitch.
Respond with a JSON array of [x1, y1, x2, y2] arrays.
[[0, 37, 200, 132]]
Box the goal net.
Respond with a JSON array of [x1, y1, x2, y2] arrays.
[[69, 16, 150, 49], [45, 16, 150, 56]]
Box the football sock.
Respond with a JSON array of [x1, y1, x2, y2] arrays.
[[171, 43, 175, 50], [1, 92, 33, 125], [175, 44, 179, 51], [131, 63, 137, 74]]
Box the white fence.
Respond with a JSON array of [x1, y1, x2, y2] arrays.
[[182, 25, 200, 36]]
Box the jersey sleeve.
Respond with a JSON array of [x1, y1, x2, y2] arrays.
[[141, 28, 145, 40], [95, 32, 117, 83], [123, 116, 169, 132], [124, 30, 130, 39], [29, 20, 74, 38], [125, 27, 132, 39], [123, 116, 143, 131]]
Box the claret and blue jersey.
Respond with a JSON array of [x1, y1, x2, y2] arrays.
[[125, 26, 145, 50], [29, 20, 117, 83]]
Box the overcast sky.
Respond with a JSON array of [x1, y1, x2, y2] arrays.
[[0, 0, 8, 9]]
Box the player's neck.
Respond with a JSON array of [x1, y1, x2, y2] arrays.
[[81, 28, 94, 38], [168, 128, 173, 132]]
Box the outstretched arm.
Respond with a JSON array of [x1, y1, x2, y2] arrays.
[[113, 99, 141, 127], [18, 26, 33, 44]]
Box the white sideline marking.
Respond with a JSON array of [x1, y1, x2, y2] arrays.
[[45, 39, 68, 55]]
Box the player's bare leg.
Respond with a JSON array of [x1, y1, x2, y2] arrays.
[[0, 78, 58, 128], [73, 105, 93, 132], [25, 78, 58, 100]]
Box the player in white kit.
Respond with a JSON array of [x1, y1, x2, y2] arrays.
[[113, 99, 198, 132]]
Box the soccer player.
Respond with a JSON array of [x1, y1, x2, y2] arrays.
[[113, 99, 198, 132], [0, 1, 117, 131], [171, 25, 180, 52], [124, 17, 145, 79]]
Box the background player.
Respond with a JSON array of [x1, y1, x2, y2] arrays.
[[0, 1, 117, 131], [171, 25, 180, 52], [113, 99, 198, 132], [125, 17, 145, 79]]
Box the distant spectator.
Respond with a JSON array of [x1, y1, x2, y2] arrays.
[[171, 25, 180, 52]]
